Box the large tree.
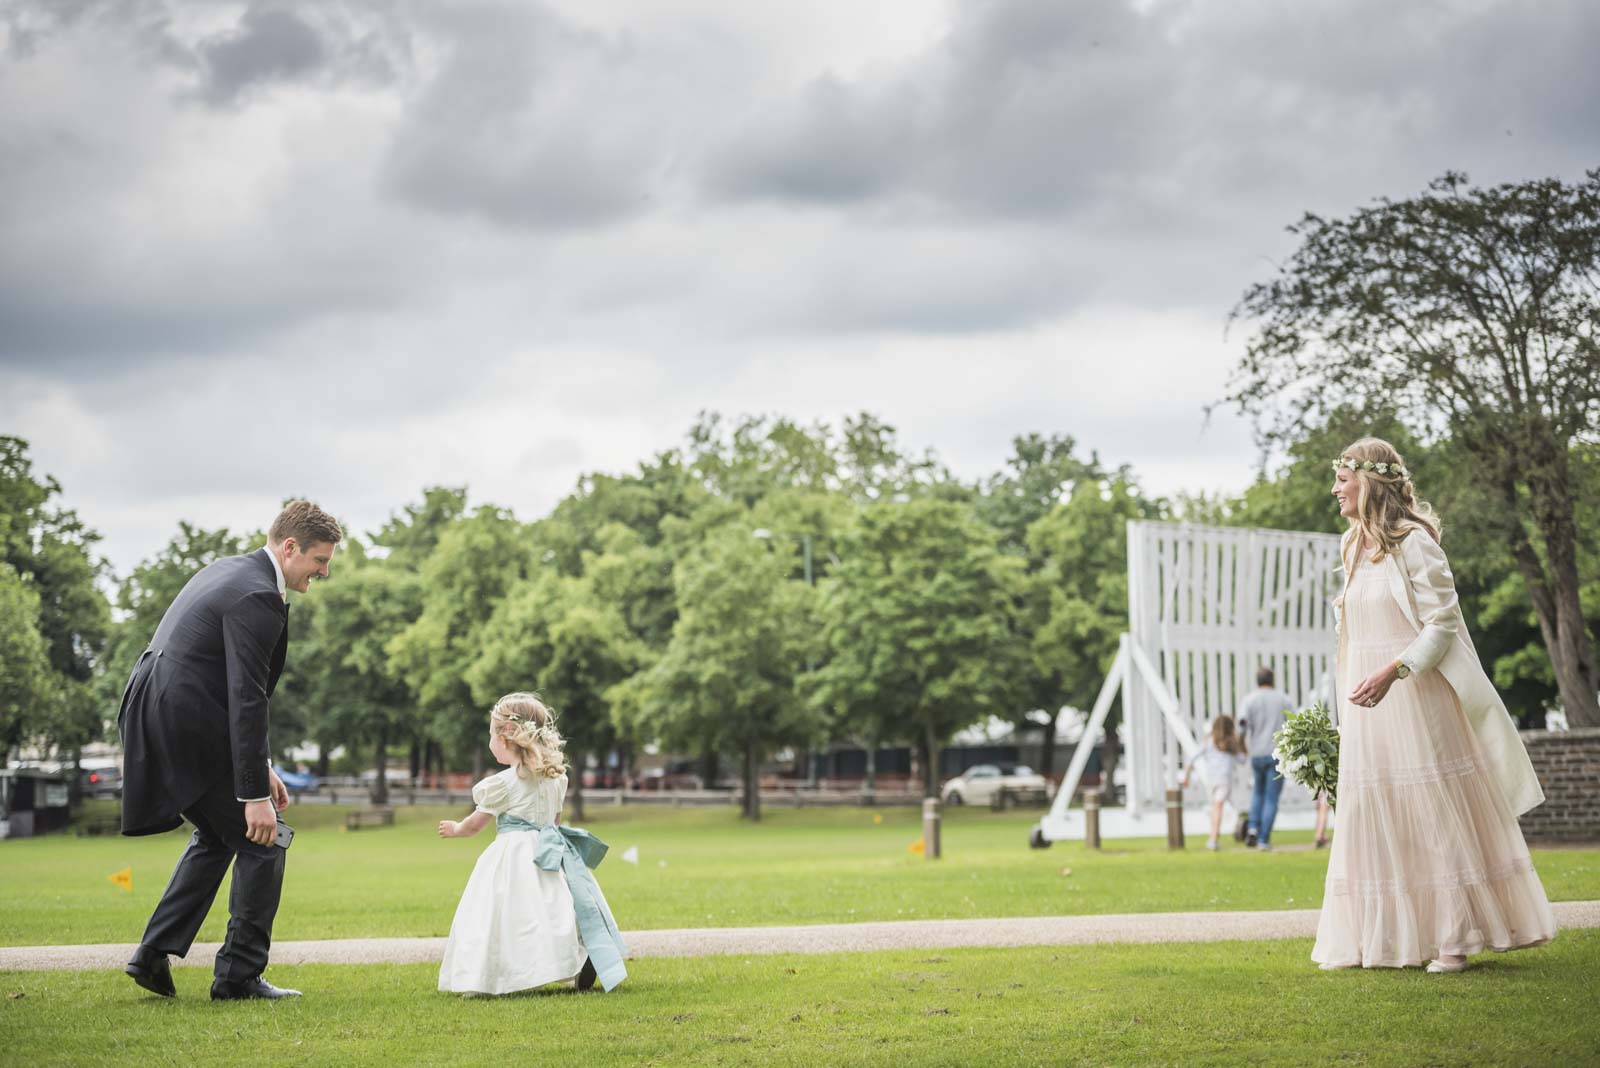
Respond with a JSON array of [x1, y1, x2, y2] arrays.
[[0, 437, 111, 759], [387, 505, 532, 773], [0, 564, 55, 764], [466, 562, 646, 821], [1224, 170, 1600, 726], [978, 433, 1105, 775], [809, 498, 1027, 797], [1024, 476, 1162, 785], [622, 524, 822, 820]]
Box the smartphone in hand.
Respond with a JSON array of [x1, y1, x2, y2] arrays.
[[273, 821, 295, 850]]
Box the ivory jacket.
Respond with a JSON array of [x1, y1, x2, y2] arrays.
[[1334, 526, 1545, 816]]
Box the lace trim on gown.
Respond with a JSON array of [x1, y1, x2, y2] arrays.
[[1339, 751, 1484, 788], [1325, 855, 1537, 898]]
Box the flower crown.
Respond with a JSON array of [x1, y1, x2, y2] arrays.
[[501, 710, 561, 747], [1332, 457, 1409, 480]]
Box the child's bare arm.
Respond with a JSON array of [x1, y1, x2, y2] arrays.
[[438, 811, 493, 838]]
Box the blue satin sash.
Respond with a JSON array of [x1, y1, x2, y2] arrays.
[[495, 814, 629, 991]]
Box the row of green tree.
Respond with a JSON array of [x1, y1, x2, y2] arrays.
[[3, 412, 1594, 819]]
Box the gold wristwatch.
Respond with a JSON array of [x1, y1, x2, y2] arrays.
[[1393, 660, 1411, 680]]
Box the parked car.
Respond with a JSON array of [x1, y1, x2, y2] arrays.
[[79, 765, 122, 799], [941, 764, 1049, 807], [275, 769, 318, 792]]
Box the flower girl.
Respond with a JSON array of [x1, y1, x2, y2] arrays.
[[437, 692, 628, 995], [1181, 715, 1249, 851]]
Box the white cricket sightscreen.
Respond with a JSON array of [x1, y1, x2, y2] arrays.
[[1037, 520, 1343, 841]]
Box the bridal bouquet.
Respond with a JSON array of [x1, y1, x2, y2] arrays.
[[1272, 702, 1340, 808]]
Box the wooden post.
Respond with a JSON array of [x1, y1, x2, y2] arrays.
[[1083, 787, 1102, 850], [1165, 787, 1185, 850], [922, 797, 942, 859]]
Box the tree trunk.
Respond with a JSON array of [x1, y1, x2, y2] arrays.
[[568, 746, 586, 822], [409, 736, 422, 783], [1039, 709, 1060, 779], [921, 724, 941, 799], [1100, 712, 1122, 804], [864, 739, 877, 792], [1499, 460, 1600, 728], [699, 747, 719, 790], [371, 727, 389, 806], [315, 743, 330, 779], [742, 739, 761, 821]]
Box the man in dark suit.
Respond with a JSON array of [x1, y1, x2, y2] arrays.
[[119, 501, 341, 1000]]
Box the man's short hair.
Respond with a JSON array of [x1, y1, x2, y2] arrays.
[[1256, 666, 1275, 687], [269, 501, 343, 548]]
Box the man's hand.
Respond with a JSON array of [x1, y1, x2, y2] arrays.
[[245, 799, 277, 847], [269, 768, 291, 812]]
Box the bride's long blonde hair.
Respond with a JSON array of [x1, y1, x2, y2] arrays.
[[490, 692, 567, 780], [1337, 437, 1441, 566]]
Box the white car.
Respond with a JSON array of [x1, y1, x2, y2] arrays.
[[941, 764, 1049, 807]]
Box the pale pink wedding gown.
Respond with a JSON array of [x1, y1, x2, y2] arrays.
[[1312, 556, 1556, 968]]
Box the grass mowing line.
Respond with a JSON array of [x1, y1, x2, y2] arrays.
[[4, 805, 1597, 947], [3, 931, 1596, 1067]]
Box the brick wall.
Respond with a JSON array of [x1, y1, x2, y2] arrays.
[[1518, 728, 1600, 842]]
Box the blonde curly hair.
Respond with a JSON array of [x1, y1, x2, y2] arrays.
[[1336, 436, 1442, 565], [490, 692, 567, 780]]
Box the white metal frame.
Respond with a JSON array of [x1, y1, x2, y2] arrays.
[[1037, 520, 1342, 840]]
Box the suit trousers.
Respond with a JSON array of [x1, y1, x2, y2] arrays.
[[139, 779, 287, 982]]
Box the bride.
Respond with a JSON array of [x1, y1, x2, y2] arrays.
[[1312, 437, 1556, 972]]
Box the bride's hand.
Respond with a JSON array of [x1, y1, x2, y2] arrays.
[[1348, 663, 1399, 709]]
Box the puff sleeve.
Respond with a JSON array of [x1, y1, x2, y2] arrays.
[[1396, 529, 1460, 677], [472, 773, 513, 816]]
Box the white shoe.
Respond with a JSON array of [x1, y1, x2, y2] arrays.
[[1206, 839, 1220, 851], [1258, 842, 1272, 852], [1426, 958, 1468, 973]]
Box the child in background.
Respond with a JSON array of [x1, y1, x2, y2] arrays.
[[1181, 715, 1249, 851], [437, 692, 628, 996]]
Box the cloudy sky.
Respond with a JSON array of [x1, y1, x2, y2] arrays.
[[2, 0, 1595, 575]]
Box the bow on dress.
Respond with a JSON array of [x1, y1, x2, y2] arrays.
[[495, 815, 629, 991]]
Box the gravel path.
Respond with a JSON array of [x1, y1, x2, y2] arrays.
[[5, 900, 1598, 972]]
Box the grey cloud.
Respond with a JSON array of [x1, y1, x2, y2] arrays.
[[379, 2, 712, 230], [188, 2, 411, 106], [195, 7, 326, 104], [706, 0, 1600, 224], [708, 0, 1178, 216]]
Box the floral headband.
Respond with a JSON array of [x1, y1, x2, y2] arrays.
[[1332, 457, 1409, 479], [500, 710, 561, 745]]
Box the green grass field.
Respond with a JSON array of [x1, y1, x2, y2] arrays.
[[5, 805, 1597, 1065], [4, 803, 1598, 946], [5, 933, 1597, 1066]]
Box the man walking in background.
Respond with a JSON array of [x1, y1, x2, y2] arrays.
[[1239, 666, 1295, 851], [119, 501, 341, 1000]]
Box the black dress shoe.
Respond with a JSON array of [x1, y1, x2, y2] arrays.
[[125, 946, 176, 998], [210, 976, 302, 1001], [576, 957, 597, 992]]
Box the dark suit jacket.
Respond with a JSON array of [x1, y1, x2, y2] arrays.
[[118, 549, 289, 836]]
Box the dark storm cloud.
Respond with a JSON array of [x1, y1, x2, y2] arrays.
[[189, 2, 411, 106], [194, 7, 327, 104], [378, 2, 679, 230], [706, 0, 1600, 223]]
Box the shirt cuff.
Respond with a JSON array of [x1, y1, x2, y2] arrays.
[[238, 796, 271, 803]]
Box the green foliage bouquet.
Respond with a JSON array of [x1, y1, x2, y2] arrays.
[[1272, 702, 1341, 807]]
